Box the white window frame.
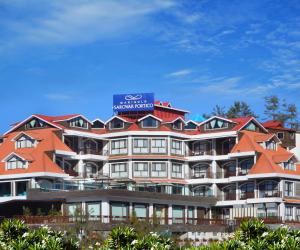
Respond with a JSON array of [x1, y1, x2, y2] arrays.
[[172, 120, 183, 130], [69, 117, 88, 129], [133, 138, 149, 154], [204, 119, 229, 131], [6, 156, 27, 170], [141, 117, 159, 128], [151, 162, 167, 178], [133, 162, 149, 177], [110, 163, 128, 178], [110, 139, 128, 155], [109, 118, 125, 130], [171, 139, 183, 155], [171, 163, 183, 178], [284, 181, 294, 196], [150, 138, 167, 154], [16, 135, 35, 149], [283, 160, 296, 171]]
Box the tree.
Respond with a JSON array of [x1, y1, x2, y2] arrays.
[[226, 101, 258, 118], [203, 105, 227, 119], [264, 95, 279, 120]]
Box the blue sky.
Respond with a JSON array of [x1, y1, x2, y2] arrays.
[[0, 0, 300, 132]]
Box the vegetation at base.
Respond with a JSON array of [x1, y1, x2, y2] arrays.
[[0, 219, 79, 250]]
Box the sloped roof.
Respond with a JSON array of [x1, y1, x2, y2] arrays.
[[231, 130, 299, 175], [0, 128, 72, 175]]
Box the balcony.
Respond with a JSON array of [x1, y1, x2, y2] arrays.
[[190, 149, 213, 156], [240, 192, 254, 200], [191, 171, 213, 179], [223, 193, 236, 201], [80, 148, 108, 156], [258, 190, 281, 198]]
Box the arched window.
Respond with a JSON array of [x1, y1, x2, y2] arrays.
[[83, 139, 98, 154], [85, 162, 98, 177], [239, 158, 254, 175], [193, 164, 210, 178], [221, 138, 235, 154], [222, 185, 236, 200], [223, 161, 236, 177], [258, 180, 278, 198], [193, 185, 212, 197], [192, 140, 211, 155], [240, 182, 254, 199]]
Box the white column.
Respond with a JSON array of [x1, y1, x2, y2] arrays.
[[279, 180, 284, 197], [128, 136, 132, 156], [103, 140, 109, 155], [11, 181, 15, 196], [236, 182, 239, 200], [212, 183, 217, 197], [168, 205, 173, 225], [149, 203, 154, 218], [212, 139, 216, 155], [168, 160, 171, 179], [129, 202, 133, 217], [128, 160, 133, 179], [102, 200, 110, 223], [103, 162, 110, 177], [78, 159, 85, 178], [211, 160, 217, 178], [167, 136, 171, 156]]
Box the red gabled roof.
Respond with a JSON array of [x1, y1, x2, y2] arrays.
[[0, 128, 72, 175], [231, 130, 299, 175], [262, 120, 296, 132]]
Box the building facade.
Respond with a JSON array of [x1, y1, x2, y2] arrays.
[[0, 101, 300, 224]]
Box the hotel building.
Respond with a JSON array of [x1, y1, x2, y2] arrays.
[[0, 99, 299, 225]]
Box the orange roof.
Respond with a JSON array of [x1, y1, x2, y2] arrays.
[[231, 130, 299, 175], [0, 128, 72, 175]]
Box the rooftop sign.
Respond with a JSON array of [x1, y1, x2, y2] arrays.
[[113, 93, 154, 112]]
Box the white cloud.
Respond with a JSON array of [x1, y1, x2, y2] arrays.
[[1, 0, 175, 46], [165, 69, 193, 78]]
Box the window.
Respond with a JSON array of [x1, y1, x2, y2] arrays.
[[172, 184, 183, 195], [193, 141, 210, 155], [91, 120, 104, 129], [111, 163, 128, 178], [240, 183, 254, 199], [185, 122, 197, 130], [172, 206, 184, 224], [171, 163, 183, 178], [67, 203, 81, 216], [111, 139, 127, 155], [204, 119, 229, 130], [187, 207, 194, 224], [285, 181, 293, 196], [110, 118, 124, 129], [239, 158, 253, 175], [296, 208, 300, 221], [245, 122, 257, 131], [111, 202, 128, 221], [285, 206, 293, 220], [6, 155, 27, 169], [173, 120, 183, 130], [133, 138, 149, 153], [87, 202, 101, 220], [25, 118, 46, 129], [85, 162, 98, 177], [151, 139, 166, 153], [193, 164, 209, 178], [141, 117, 158, 128], [151, 162, 167, 177], [194, 185, 212, 197], [0, 182, 11, 197], [259, 181, 278, 198], [171, 140, 183, 155], [290, 132, 295, 140], [133, 204, 148, 219], [69, 117, 88, 129], [133, 162, 149, 177], [16, 181, 28, 196], [265, 141, 276, 150], [16, 135, 35, 148], [283, 160, 295, 171], [257, 203, 278, 218], [277, 132, 284, 140]]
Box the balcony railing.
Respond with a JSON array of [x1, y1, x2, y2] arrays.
[[240, 192, 254, 199], [191, 171, 213, 179], [189, 149, 213, 156], [258, 190, 282, 198], [224, 193, 236, 201], [79, 148, 108, 155]]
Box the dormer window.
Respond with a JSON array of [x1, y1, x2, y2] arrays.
[[173, 120, 183, 130], [283, 160, 295, 171], [245, 122, 257, 131], [266, 141, 276, 150], [141, 117, 159, 128], [91, 120, 104, 129], [25, 118, 46, 129], [110, 118, 124, 130], [6, 155, 27, 169], [185, 121, 197, 130], [204, 119, 228, 130], [16, 135, 35, 148], [69, 117, 88, 129]]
